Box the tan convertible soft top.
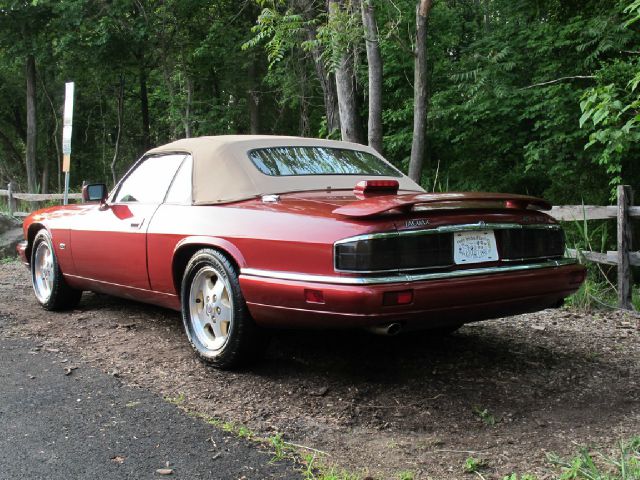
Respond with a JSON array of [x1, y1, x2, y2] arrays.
[[146, 135, 424, 205]]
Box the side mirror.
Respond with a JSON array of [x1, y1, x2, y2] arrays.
[[82, 183, 108, 203]]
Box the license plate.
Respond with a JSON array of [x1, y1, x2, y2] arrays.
[[453, 230, 499, 264]]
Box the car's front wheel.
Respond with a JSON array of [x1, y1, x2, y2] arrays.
[[181, 249, 265, 369], [31, 230, 82, 310]]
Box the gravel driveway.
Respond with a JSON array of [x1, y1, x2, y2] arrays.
[[1, 260, 638, 479]]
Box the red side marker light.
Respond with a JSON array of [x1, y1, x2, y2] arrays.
[[304, 289, 325, 304], [383, 290, 413, 306], [354, 179, 399, 195]]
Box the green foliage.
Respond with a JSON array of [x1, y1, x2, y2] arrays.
[[473, 406, 497, 426], [397, 471, 415, 480], [243, 6, 308, 69], [0, 0, 638, 215], [300, 452, 363, 480], [164, 392, 186, 405], [314, 1, 362, 73], [269, 432, 286, 461], [578, 1, 640, 199], [464, 457, 486, 473], [548, 437, 640, 479], [561, 210, 623, 311]]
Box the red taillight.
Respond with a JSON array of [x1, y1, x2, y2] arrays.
[[304, 289, 325, 304], [383, 290, 413, 306], [354, 179, 399, 195]]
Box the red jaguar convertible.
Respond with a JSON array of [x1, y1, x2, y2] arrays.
[[18, 136, 586, 368]]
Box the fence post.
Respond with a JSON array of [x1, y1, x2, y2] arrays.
[[7, 182, 14, 217], [617, 185, 633, 310]]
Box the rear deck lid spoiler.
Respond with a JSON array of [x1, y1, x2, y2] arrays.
[[332, 192, 552, 218]]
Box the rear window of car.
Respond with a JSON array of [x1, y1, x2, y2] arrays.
[[248, 147, 402, 177]]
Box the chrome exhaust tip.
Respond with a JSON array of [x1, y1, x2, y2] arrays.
[[365, 322, 402, 336]]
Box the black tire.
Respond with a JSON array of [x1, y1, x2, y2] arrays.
[[180, 248, 266, 369], [31, 230, 82, 311]]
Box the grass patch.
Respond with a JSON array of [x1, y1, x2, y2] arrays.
[[562, 214, 639, 312], [300, 453, 363, 480], [473, 406, 497, 426], [164, 392, 185, 405], [464, 457, 487, 474], [397, 471, 415, 480], [549, 437, 640, 479], [269, 432, 287, 461]]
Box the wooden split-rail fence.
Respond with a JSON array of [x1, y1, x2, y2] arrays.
[[1, 181, 82, 217], [1, 182, 637, 310]]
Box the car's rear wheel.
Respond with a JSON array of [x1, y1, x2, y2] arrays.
[[31, 230, 82, 310], [181, 249, 265, 369]]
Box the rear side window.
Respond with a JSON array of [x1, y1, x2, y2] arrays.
[[248, 147, 401, 177], [114, 154, 186, 204], [165, 155, 192, 204]]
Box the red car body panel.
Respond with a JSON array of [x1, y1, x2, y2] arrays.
[[20, 187, 586, 330], [240, 263, 585, 328]]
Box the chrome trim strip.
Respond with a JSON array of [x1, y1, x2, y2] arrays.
[[333, 222, 560, 245], [500, 255, 564, 263], [330, 263, 455, 275], [241, 258, 578, 286]]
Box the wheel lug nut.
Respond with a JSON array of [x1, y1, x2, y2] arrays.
[[216, 307, 221, 314]]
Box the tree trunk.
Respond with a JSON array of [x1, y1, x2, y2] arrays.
[[306, 27, 341, 135], [139, 65, 150, 151], [408, 0, 433, 184], [299, 65, 310, 136], [295, 0, 341, 136], [26, 54, 38, 193], [111, 75, 125, 186], [40, 75, 61, 192], [361, 0, 383, 153], [41, 156, 49, 194], [183, 77, 192, 138], [329, 0, 361, 143], [335, 57, 361, 143], [248, 57, 260, 134]]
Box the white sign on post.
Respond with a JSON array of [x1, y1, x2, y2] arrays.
[[62, 125, 73, 156], [62, 82, 74, 159], [62, 82, 74, 204]]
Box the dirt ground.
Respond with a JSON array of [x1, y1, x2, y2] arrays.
[[1, 260, 639, 479]]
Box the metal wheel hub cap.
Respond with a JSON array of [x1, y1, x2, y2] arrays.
[[33, 241, 54, 302], [189, 267, 234, 352]]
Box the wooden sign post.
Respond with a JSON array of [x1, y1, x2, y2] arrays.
[[62, 82, 74, 205]]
